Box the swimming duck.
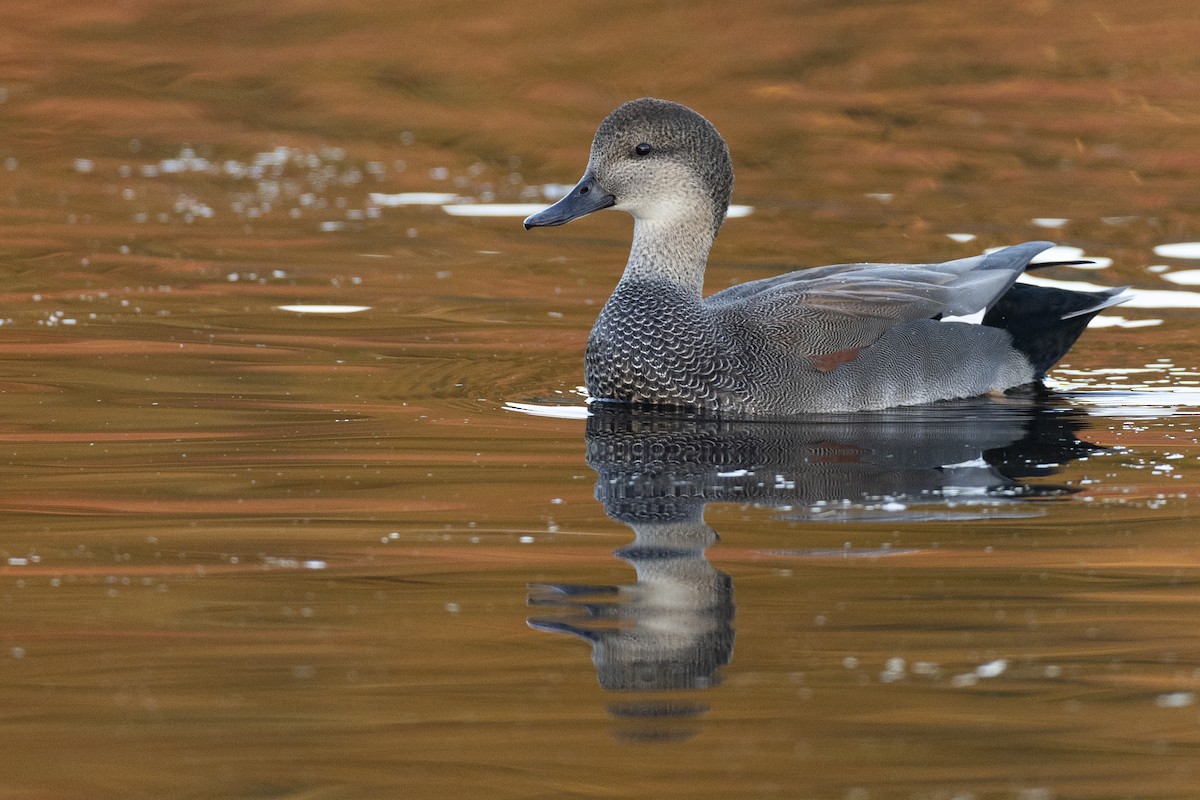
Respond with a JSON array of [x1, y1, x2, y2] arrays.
[[524, 98, 1126, 415]]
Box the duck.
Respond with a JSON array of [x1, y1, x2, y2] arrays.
[[523, 98, 1127, 416]]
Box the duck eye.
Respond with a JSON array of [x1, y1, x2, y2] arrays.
[[634, 142, 652, 157]]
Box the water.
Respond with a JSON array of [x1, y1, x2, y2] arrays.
[[3, 1, 1200, 797]]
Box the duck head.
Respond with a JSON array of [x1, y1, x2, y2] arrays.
[[524, 98, 733, 235]]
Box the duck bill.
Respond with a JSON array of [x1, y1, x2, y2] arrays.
[[523, 173, 616, 229]]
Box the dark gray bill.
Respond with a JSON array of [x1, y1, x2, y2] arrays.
[[523, 172, 616, 229]]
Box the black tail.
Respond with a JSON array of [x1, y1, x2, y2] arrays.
[[983, 283, 1129, 378]]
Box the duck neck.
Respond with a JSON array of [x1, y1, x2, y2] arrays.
[[619, 216, 716, 295]]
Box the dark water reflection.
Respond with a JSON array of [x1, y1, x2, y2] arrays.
[[530, 400, 1102, 734]]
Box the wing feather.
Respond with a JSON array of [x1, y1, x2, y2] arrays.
[[706, 242, 1054, 363]]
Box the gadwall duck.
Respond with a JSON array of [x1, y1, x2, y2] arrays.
[[524, 98, 1126, 415]]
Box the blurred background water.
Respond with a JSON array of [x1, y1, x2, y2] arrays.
[[3, 1, 1200, 797]]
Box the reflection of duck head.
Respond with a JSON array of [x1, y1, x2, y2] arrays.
[[529, 518, 734, 693]]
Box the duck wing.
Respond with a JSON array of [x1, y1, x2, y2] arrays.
[[706, 242, 1054, 372]]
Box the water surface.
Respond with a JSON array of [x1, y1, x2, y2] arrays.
[[3, 1, 1200, 797]]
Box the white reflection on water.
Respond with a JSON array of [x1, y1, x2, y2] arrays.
[[369, 192, 460, 206], [1086, 315, 1161, 329], [761, 547, 921, 558], [1161, 269, 1200, 285], [504, 401, 590, 419], [1061, 393, 1200, 418], [1045, 362, 1200, 417], [1156, 692, 1197, 708], [1048, 352, 1200, 417], [443, 203, 549, 217], [276, 305, 371, 314], [1154, 242, 1200, 259]]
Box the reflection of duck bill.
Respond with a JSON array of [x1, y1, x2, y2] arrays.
[[527, 582, 619, 599], [527, 582, 623, 626], [527, 544, 735, 694], [526, 618, 601, 643]]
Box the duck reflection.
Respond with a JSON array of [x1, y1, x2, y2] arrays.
[[527, 396, 1101, 738]]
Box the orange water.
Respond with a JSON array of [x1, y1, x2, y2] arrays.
[[3, 1, 1200, 797]]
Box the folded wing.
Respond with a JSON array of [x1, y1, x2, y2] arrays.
[[706, 242, 1055, 370]]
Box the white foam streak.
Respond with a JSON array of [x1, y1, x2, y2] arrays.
[[276, 305, 371, 314], [503, 402, 590, 419], [1154, 242, 1200, 259], [369, 192, 459, 206]]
